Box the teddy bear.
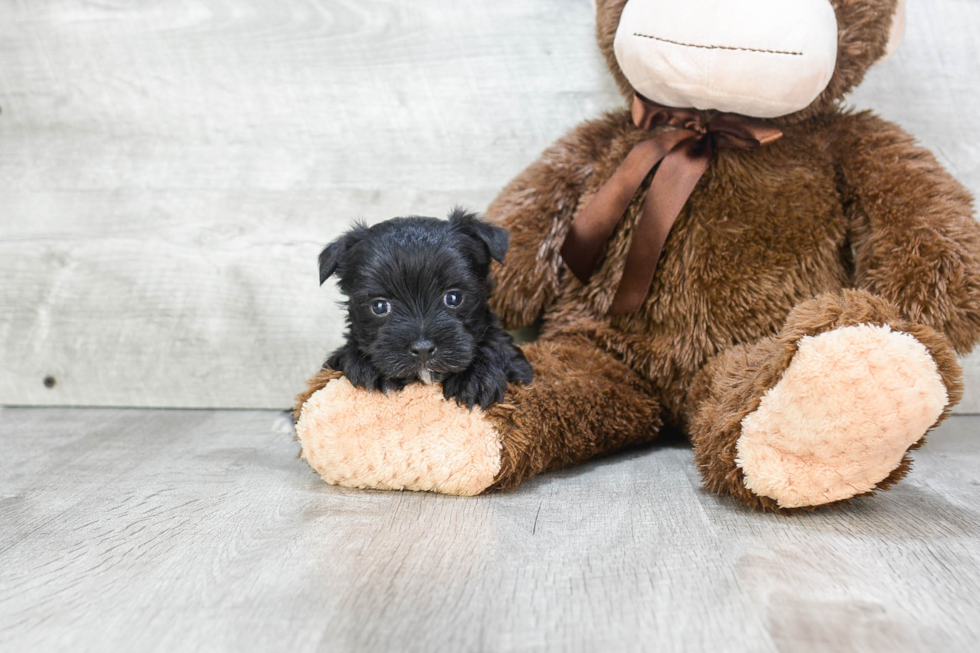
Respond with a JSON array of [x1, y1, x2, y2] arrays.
[[294, 0, 980, 511]]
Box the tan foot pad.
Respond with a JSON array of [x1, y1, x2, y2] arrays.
[[736, 324, 948, 508], [295, 377, 502, 496]]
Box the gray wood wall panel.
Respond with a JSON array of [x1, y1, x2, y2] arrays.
[[1, 0, 978, 409]]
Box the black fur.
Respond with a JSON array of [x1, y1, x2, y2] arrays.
[[319, 207, 534, 409]]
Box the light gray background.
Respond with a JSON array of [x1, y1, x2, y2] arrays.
[[1, 0, 978, 409]]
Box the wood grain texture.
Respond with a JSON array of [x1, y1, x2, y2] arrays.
[[1, 407, 979, 652], [0, 0, 978, 409]]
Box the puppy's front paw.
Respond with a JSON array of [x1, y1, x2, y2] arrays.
[[507, 352, 534, 385], [443, 367, 508, 410], [335, 356, 406, 395], [380, 377, 409, 394], [341, 357, 386, 392]]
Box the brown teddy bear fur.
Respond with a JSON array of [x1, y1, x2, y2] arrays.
[[297, 0, 979, 511], [477, 0, 979, 509]]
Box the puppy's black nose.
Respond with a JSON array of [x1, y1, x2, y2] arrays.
[[409, 339, 437, 361]]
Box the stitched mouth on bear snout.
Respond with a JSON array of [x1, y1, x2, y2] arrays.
[[633, 32, 804, 57]]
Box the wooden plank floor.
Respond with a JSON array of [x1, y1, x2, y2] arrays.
[[1, 408, 978, 652]]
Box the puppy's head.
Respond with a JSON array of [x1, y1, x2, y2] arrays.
[[319, 208, 509, 382]]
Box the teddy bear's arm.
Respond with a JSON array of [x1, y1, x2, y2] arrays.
[[486, 116, 621, 329], [831, 110, 980, 353]]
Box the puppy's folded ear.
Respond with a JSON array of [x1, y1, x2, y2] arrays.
[[318, 223, 369, 285], [448, 207, 509, 264]]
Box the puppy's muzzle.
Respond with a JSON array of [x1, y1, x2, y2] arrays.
[[409, 339, 437, 363]]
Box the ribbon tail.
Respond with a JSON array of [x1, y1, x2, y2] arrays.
[[610, 137, 712, 314], [560, 130, 692, 285]]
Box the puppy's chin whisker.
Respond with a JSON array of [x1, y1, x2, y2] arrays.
[[425, 358, 472, 375], [370, 355, 420, 380], [418, 369, 435, 385], [389, 368, 420, 380]]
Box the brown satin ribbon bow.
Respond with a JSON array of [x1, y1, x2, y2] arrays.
[[560, 94, 783, 314]]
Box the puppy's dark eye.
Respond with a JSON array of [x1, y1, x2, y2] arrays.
[[443, 291, 463, 308], [370, 299, 391, 316]]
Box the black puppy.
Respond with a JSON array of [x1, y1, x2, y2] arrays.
[[318, 208, 533, 408]]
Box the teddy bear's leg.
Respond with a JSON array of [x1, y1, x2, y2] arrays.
[[293, 336, 660, 495], [484, 334, 662, 490], [684, 290, 963, 511]]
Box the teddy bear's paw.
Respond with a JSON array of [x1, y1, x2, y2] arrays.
[[735, 324, 948, 508], [295, 377, 501, 496]]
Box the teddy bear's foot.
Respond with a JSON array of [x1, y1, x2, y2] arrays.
[[688, 290, 963, 511], [296, 377, 502, 496], [736, 324, 947, 508]]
